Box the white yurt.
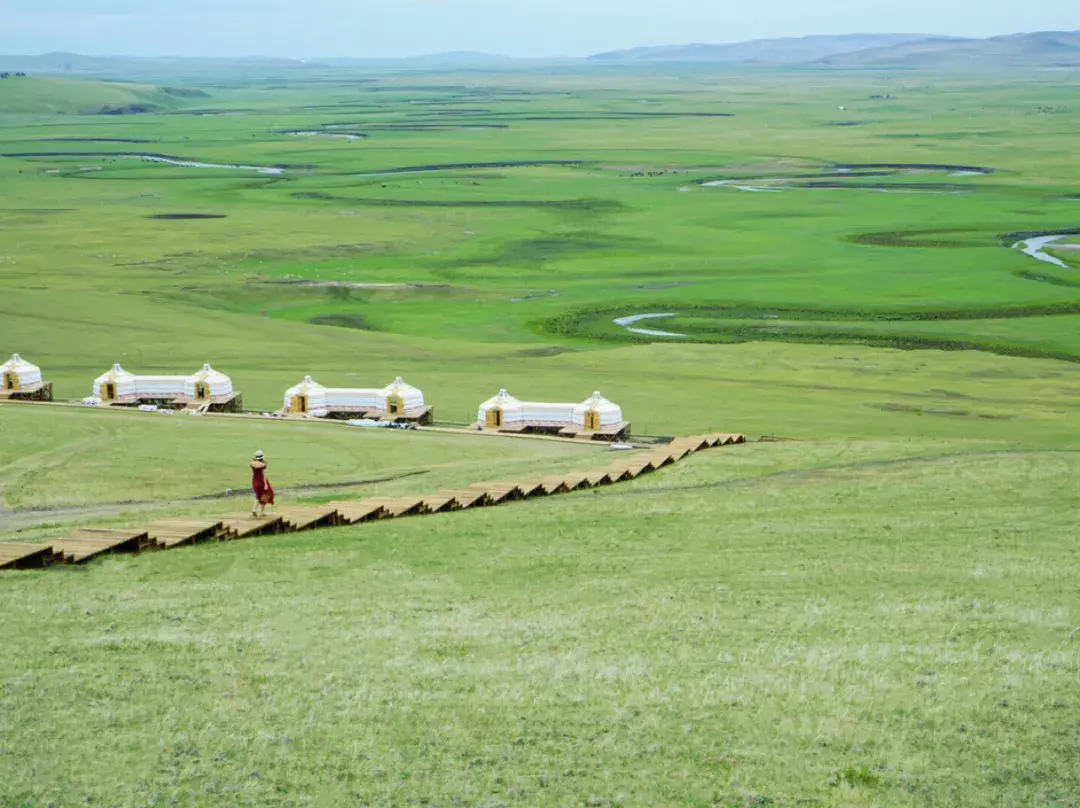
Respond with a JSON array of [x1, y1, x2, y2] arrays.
[[571, 391, 623, 431], [377, 376, 425, 415], [284, 375, 330, 417], [478, 389, 526, 428], [1, 354, 43, 391], [93, 363, 139, 401], [184, 364, 234, 401]]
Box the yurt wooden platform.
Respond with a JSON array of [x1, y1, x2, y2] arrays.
[[323, 404, 434, 424], [171, 391, 244, 413], [1, 433, 749, 574], [557, 421, 631, 441], [0, 381, 54, 402]]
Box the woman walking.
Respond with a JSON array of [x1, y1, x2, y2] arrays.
[[251, 450, 275, 517]]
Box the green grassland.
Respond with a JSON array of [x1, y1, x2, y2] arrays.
[[2, 64, 1080, 806], [0, 75, 207, 115]]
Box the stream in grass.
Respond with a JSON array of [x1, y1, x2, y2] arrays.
[[612, 313, 688, 338], [1012, 234, 1075, 269]]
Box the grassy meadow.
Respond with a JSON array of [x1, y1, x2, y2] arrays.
[[1, 63, 1079, 806]]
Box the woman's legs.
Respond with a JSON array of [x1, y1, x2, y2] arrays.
[[252, 495, 260, 517]]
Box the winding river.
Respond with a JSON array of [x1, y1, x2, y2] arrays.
[[1012, 234, 1075, 269], [612, 313, 688, 338], [612, 234, 1075, 340]]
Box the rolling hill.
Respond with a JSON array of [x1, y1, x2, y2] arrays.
[[819, 30, 1080, 67], [589, 33, 929, 63], [0, 76, 207, 115]]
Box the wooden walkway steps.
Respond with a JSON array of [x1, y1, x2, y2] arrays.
[[145, 520, 223, 549], [220, 516, 284, 540], [0, 542, 60, 570], [277, 507, 341, 531], [0, 433, 747, 572], [51, 530, 148, 564]]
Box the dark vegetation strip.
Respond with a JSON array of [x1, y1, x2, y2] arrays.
[[145, 213, 227, 220], [291, 192, 622, 211], [352, 160, 590, 174], [998, 227, 1080, 244], [1015, 271, 1080, 288], [797, 181, 972, 191], [38, 137, 153, 144], [833, 162, 996, 173], [849, 229, 984, 247]]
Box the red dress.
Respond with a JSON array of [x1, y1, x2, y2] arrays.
[[251, 462, 275, 505]]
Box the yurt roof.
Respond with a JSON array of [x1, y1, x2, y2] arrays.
[[191, 363, 231, 382], [480, 388, 521, 409], [580, 391, 620, 410], [382, 376, 421, 393], [95, 363, 136, 382], [1, 353, 39, 373], [287, 375, 327, 394]]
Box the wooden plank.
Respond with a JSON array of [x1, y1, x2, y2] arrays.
[[419, 495, 460, 513], [640, 452, 676, 467], [328, 501, 389, 524], [0, 542, 59, 570], [583, 470, 614, 486], [436, 490, 490, 508], [51, 531, 145, 564], [517, 480, 548, 498], [358, 497, 430, 518], [467, 484, 523, 504], [381, 497, 430, 517], [276, 507, 341, 531], [219, 516, 285, 540], [538, 476, 571, 495], [560, 473, 592, 491]]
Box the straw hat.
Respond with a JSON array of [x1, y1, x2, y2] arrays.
[[254, 450, 265, 460]]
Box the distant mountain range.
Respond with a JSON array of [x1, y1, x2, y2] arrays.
[[589, 34, 929, 63], [816, 31, 1080, 67], [591, 31, 1080, 68], [3, 32, 1079, 77]]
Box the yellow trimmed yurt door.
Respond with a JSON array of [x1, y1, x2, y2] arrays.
[[386, 395, 403, 415], [486, 408, 503, 428], [291, 395, 308, 415], [3, 372, 16, 391], [103, 382, 117, 401], [585, 410, 601, 431], [195, 382, 210, 401]]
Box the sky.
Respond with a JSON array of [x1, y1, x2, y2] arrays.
[[0, 0, 1077, 58]]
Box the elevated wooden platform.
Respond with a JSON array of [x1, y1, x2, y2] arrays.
[[171, 392, 244, 413], [0, 542, 60, 570], [220, 516, 284, 540], [2, 433, 749, 572], [322, 406, 435, 425], [0, 381, 54, 402], [51, 529, 148, 564], [491, 421, 632, 442], [145, 520, 223, 549]]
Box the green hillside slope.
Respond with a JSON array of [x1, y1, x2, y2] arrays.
[[0, 76, 206, 115]]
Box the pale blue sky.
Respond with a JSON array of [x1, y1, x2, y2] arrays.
[[1, 0, 1076, 57]]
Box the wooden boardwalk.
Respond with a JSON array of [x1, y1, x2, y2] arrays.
[[0, 434, 746, 571]]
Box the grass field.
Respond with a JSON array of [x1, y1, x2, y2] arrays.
[[1, 62, 1079, 806]]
